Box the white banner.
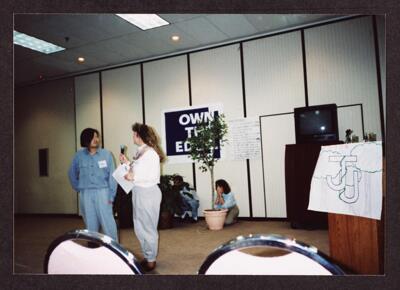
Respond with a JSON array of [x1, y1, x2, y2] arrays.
[[308, 142, 383, 220]]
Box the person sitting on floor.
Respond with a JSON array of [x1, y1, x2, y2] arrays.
[[214, 179, 239, 225], [172, 175, 199, 223]]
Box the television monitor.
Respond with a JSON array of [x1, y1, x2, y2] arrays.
[[294, 104, 339, 144]]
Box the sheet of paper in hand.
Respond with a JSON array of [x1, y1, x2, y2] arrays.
[[112, 163, 134, 194], [308, 142, 383, 220]]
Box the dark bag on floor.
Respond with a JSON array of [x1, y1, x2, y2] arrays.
[[113, 185, 133, 229]]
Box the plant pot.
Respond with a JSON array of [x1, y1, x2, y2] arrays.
[[203, 208, 228, 230], [158, 211, 173, 229]]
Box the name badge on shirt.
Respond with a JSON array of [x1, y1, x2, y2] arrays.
[[98, 160, 107, 168]]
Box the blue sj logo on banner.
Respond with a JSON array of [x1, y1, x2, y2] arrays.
[[164, 107, 220, 158]]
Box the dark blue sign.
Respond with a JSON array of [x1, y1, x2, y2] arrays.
[[164, 107, 220, 158]]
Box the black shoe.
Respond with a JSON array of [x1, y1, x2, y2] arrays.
[[191, 218, 198, 223], [141, 261, 156, 272], [140, 259, 147, 268]]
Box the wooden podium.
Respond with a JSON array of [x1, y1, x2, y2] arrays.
[[328, 159, 385, 275], [285, 142, 384, 274], [328, 212, 384, 274]]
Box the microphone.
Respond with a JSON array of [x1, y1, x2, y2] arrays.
[[120, 145, 127, 165]]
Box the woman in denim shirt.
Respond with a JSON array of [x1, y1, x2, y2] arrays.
[[68, 128, 118, 242]]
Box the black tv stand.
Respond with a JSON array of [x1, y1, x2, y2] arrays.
[[285, 141, 343, 229]]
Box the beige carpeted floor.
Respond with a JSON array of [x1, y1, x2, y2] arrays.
[[14, 215, 329, 275]]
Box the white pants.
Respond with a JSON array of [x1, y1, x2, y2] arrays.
[[132, 185, 161, 262]]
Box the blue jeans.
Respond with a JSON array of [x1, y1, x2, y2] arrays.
[[79, 188, 118, 242], [181, 198, 199, 219]]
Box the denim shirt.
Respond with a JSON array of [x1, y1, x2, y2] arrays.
[[180, 186, 199, 201], [68, 148, 117, 202], [215, 192, 236, 209]]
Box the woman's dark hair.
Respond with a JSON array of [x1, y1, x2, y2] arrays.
[[80, 128, 99, 148], [215, 179, 231, 193], [172, 175, 191, 190], [132, 122, 166, 162], [173, 175, 184, 184]]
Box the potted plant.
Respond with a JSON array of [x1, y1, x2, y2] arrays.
[[187, 114, 228, 230], [158, 174, 183, 229]]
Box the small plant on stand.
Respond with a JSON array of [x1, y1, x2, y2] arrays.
[[187, 113, 228, 230], [345, 129, 353, 143]]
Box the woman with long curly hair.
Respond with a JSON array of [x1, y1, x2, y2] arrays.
[[119, 122, 165, 272]]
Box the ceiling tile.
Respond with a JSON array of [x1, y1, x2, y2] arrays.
[[119, 30, 175, 56], [72, 14, 141, 37], [284, 14, 340, 26], [174, 16, 230, 45], [158, 14, 203, 23], [15, 14, 86, 48], [244, 14, 292, 32], [14, 45, 43, 62], [205, 14, 258, 39], [141, 23, 200, 51]]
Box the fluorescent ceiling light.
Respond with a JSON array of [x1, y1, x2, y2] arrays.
[[116, 14, 169, 30], [13, 30, 65, 54]]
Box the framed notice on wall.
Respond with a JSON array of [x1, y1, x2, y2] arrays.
[[224, 117, 261, 160], [161, 103, 223, 164]]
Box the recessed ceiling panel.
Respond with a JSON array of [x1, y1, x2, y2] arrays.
[[14, 14, 349, 85]]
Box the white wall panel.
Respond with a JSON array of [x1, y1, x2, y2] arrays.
[[190, 44, 250, 217], [337, 105, 364, 142], [15, 78, 76, 213], [74, 73, 101, 149], [102, 65, 142, 162], [243, 31, 306, 116], [143, 56, 193, 185], [261, 114, 295, 218], [305, 17, 382, 140], [243, 31, 306, 217]]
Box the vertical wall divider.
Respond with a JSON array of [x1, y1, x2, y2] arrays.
[[72, 78, 79, 214], [99, 72, 104, 148], [187, 53, 197, 190], [258, 116, 268, 218], [140, 63, 146, 124], [239, 42, 253, 217], [360, 103, 366, 138], [372, 15, 386, 152], [301, 30, 309, 107]]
